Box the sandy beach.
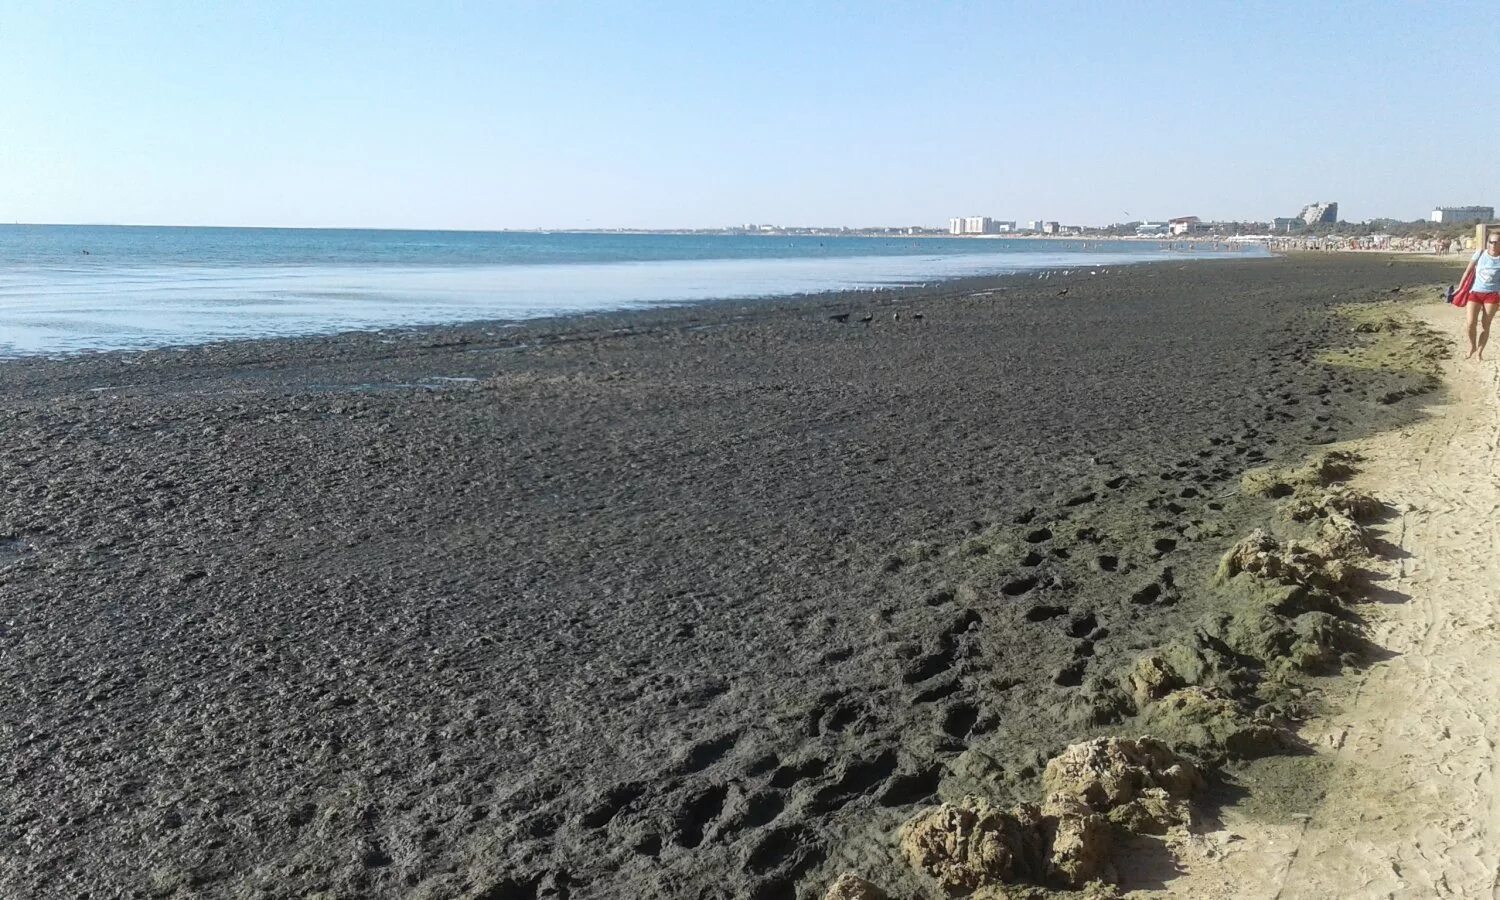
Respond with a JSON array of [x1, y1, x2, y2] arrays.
[[0, 254, 1459, 899]]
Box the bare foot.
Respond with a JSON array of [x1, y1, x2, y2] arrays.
[[1466, 348, 1477, 359]]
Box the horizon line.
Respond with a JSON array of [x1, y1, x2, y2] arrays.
[[0, 216, 1449, 234]]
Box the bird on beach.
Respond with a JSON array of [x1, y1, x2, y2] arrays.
[[829, 312, 850, 323], [1057, 288, 1069, 296], [913, 312, 925, 321], [859, 314, 874, 325], [892, 312, 901, 321]]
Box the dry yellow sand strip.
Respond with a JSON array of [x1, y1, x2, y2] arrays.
[[1150, 302, 1500, 899]]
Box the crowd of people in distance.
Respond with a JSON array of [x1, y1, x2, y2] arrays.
[[1263, 235, 1469, 254]]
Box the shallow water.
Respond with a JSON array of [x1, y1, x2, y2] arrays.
[[0, 226, 1265, 356]]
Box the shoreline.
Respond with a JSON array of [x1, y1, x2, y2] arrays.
[[0, 254, 1461, 898], [0, 246, 1263, 363], [0, 260, 1246, 381]]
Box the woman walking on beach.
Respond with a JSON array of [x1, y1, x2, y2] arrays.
[[1458, 231, 1500, 358]]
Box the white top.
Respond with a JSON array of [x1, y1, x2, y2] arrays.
[[1473, 250, 1500, 293]]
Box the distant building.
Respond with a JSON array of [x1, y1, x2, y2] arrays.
[[1042, 221, 1060, 235], [1169, 216, 1209, 236], [1027, 220, 1044, 232], [1431, 206, 1494, 224], [1271, 217, 1302, 233], [1135, 221, 1170, 236], [948, 216, 1015, 235], [1299, 202, 1338, 225]]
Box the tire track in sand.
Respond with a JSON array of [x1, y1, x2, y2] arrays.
[[1143, 302, 1500, 899]]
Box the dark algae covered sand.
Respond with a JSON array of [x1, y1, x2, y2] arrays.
[[0, 254, 1453, 898]]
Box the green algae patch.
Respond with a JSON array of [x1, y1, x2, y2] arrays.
[[1240, 450, 1360, 500], [1318, 296, 1450, 381], [1218, 753, 1338, 824]]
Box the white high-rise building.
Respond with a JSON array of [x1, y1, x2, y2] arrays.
[[1431, 206, 1494, 224], [951, 216, 1012, 235]]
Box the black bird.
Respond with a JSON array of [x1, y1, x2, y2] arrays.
[[859, 314, 874, 325], [1057, 288, 1069, 296], [829, 312, 850, 323], [913, 312, 925, 321]]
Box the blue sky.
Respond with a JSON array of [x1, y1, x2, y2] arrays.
[[0, 2, 1493, 229]]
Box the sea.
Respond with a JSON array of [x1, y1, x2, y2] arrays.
[[0, 225, 1267, 357]]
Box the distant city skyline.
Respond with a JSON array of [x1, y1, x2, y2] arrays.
[[2, 2, 1496, 231]]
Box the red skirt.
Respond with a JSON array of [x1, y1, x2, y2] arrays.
[[1455, 267, 1477, 306]]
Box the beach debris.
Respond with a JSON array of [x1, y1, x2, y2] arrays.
[[1240, 450, 1359, 499], [1214, 527, 1362, 600], [829, 312, 851, 323], [1208, 589, 1358, 675], [1215, 529, 1335, 587], [1093, 785, 1193, 838], [1123, 653, 1183, 710], [1057, 288, 1069, 296], [897, 737, 1197, 890], [1317, 512, 1371, 558], [1280, 611, 1360, 674], [1353, 317, 1405, 332], [1039, 794, 1113, 887], [1305, 450, 1361, 482], [823, 872, 890, 900], [860, 314, 874, 325], [1200, 522, 1366, 680], [1138, 686, 1286, 761], [1215, 529, 1305, 582], [885, 445, 1388, 895], [1041, 737, 1203, 830], [900, 798, 1046, 893], [1285, 487, 1384, 523]]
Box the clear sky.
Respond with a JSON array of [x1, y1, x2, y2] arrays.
[[1, 1, 1493, 230]]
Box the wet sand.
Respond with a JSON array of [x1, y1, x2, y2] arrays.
[[0, 254, 1455, 899]]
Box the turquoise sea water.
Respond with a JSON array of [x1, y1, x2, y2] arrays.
[[0, 226, 1265, 357]]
